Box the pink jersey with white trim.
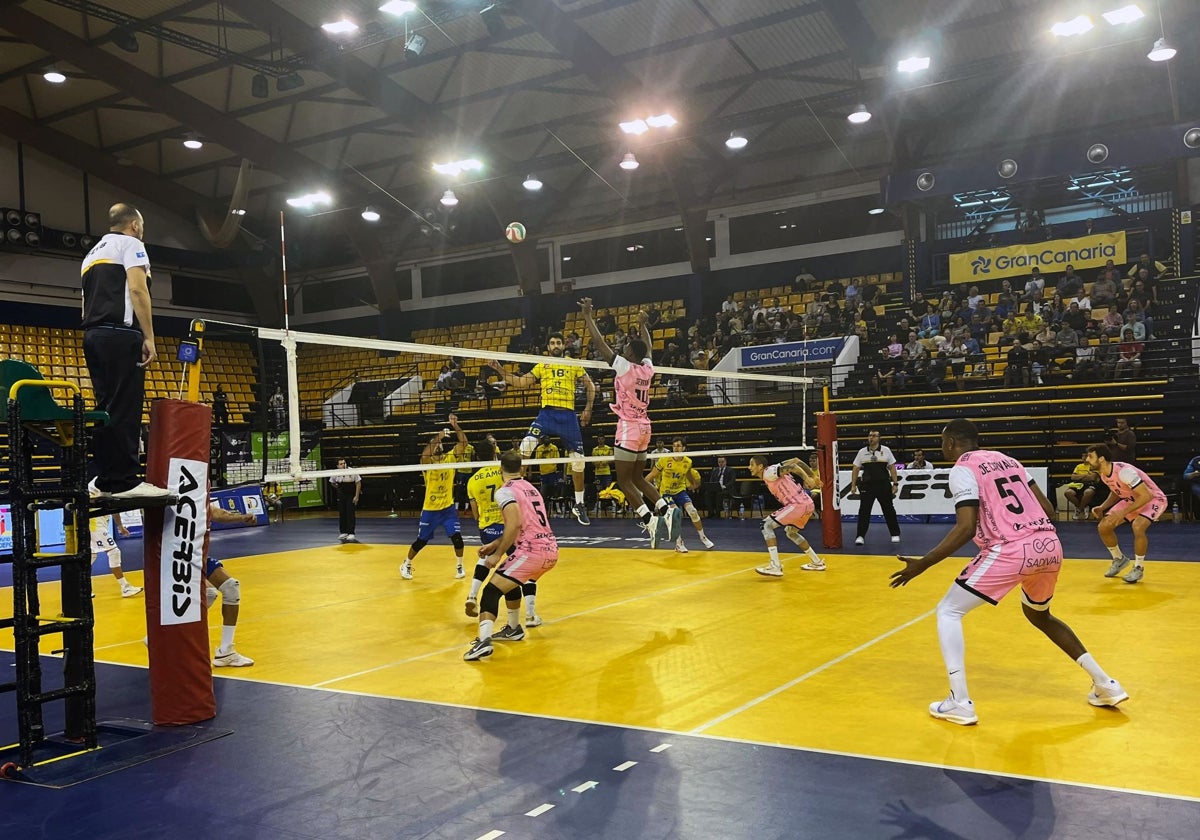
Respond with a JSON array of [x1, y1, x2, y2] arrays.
[[949, 449, 1055, 548], [1100, 461, 1166, 503], [610, 355, 654, 422], [762, 464, 809, 507], [495, 477, 558, 557]]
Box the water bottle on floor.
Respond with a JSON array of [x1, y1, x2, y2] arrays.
[[738, 502, 745, 519], [1172, 503, 1180, 524]]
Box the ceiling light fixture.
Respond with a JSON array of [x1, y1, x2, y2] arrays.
[[1102, 4, 1144, 25], [1050, 15, 1094, 37], [404, 33, 427, 59], [725, 132, 748, 150], [43, 68, 66, 84], [379, 0, 418, 15], [1147, 37, 1176, 61], [522, 174, 543, 191], [847, 104, 872, 124], [646, 113, 677, 128], [286, 191, 332, 209], [361, 206, 381, 222], [619, 119, 649, 135], [440, 189, 459, 207], [619, 152, 639, 170], [231, 209, 246, 216], [182, 134, 203, 150], [896, 55, 931, 73], [321, 19, 359, 35], [868, 207, 885, 215]]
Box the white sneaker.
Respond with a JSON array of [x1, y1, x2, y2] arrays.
[[891, 536, 901, 544], [87, 478, 108, 499], [526, 613, 543, 627], [700, 535, 715, 549], [110, 482, 172, 500], [121, 584, 143, 598], [338, 534, 348, 542], [345, 534, 359, 543], [464, 596, 479, 617], [399, 562, 413, 580], [213, 648, 254, 667], [455, 564, 465, 579], [755, 564, 783, 577], [855, 536, 865, 546], [800, 561, 826, 572], [675, 542, 689, 554], [1088, 679, 1129, 707], [929, 696, 978, 725]]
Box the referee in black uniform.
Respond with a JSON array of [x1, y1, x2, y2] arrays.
[[80, 203, 169, 499], [849, 430, 901, 545]]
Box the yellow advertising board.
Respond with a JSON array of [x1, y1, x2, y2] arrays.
[[948, 232, 1126, 285]]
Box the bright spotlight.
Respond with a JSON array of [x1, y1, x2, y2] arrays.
[[896, 55, 931, 73], [380, 0, 418, 14], [321, 19, 359, 35], [1050, 15, 1094, 37], [361, 207, 381, 222], [440, 189, 459, 207], [183, 134, 203, 150], [1102, 5, 1144, 25], [1147, 37, 1176, 61], [619, 152, 639, 170], [286, 191, 332, 209], [619, 119, 649, 135], [725, 132, 748, 150], [847, 104, 872, 124], [522, 174, 543, 191], [43, 69, 67, 84], [646, 113, 677, 128]]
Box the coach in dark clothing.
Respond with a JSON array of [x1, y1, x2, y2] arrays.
[[704, 457, 735, 518], [849, 430, 901, 545], [81, 203, 168, 499]]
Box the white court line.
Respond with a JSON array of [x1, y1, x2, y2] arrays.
[[571, 780, 599, 793], [649, 744, 671, 753], [525, 803, 555, 817], [613, 760, 638, 772], [690, 608, 937, 733], [311, 564, 758, 688], [474, 831, 505, 840]]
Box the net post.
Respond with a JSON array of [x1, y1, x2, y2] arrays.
[[281, 332, 302, 479], [817, 410, 842, 549]]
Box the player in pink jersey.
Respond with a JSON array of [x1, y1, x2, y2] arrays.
[[579, 298, 670, 531], [1085, 443, 1166, 584], [890, 419, 1127, 725], [465, 450, 559, 662], [748, 455, 824, 577]]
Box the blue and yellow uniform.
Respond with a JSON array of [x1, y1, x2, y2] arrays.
[[467, 464, 505, 543], [593, 442, 614, 489], [656, 455, 695, 507], [417, 451, 461, 540], [528, 360, 586, 453]]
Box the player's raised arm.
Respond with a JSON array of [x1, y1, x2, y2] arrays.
[[638, 310, 654, 363], [489, 358, 537, 388], [580, 371, 595, 427], [580, 297, 615, 364]]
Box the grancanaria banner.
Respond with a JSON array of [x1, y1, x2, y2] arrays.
[[949, 231, 1126, 285]]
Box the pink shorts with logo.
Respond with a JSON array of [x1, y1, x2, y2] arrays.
[[1109, 495, 1167, 522], [955, 534, 1062, 607], [614, 418, 652, 454], [771, 494, 815, 529], [499, 551, 558, 584]]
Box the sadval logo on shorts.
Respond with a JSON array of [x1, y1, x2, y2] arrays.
[[160, 458, 208, 626]]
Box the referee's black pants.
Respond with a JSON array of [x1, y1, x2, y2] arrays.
[[83, 326, 145, 494], [856, 483, 900, 539], [336, 490, 357, 535]]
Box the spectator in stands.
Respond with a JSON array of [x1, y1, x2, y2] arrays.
[[1004, 334, 1031, 387], [1084, 218, 1097, 235], [861, 277, 881, 305], [1090, 269, 1119, 308], [1062, 301, 1088, 334], [1100, 307, 1124, 338], [565, 331, 583, 356], [997, 310, 1022, 348], [918, 303, 941, 339], [793, 266, 817, 292], [722, 295, 738, 314], [967, 312, 989, 346], [906, 294, 927, 325], [597, 311, 616, 335], [844, 278, 860, 307], [269, 386, 286, 430], [817, 312, 837, 338], [1063, 457, 1099, 520], [728, 311, 746, 337], [1114, 329, 1143, 379], [1128, 253, 1164, 283], [992, 293, 1016, 325], [904, 331, 925, 361], [1134, 268, 1159, 306], [1071, 335, 1097, 381], [1122, 311, 1146, 341], [212, 385, 228, 426], [1093, 333, 1117, 379], [1029, 339, 1051, 385], [1128, 278, 1153, 311], [1018, 303, 1043, 336], [1107, 417, 1137, 463], [805, 294, 825, 320], [784, 315, 805, 343], [966, 286, 985, 311], [1043, 293, 1067, 325], [752, 312, 773, 343], [1180, 454, 1200, 521], [1057, 265, 1084, 300], [704, 456, 735, 519], [926, 346, 949, 392], [946, 333, 969, 391], [1021, 269, 1046, 302]]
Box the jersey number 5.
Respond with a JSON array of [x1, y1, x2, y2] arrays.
[[993, 475, 1025, 515], [531, 499, 549, 527]]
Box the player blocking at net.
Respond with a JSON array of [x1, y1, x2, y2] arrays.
[[401, 414, 467, 581], [488, 330, 595, 526], [748, 455, 824, 576], [465, 450, 559, 662], [579, 298, 671, 530]]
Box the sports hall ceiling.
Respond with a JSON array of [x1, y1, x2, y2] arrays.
[[0, 0, 1197, 262]]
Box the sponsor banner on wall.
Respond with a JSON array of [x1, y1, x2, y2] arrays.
[[740, 337, 843, 368], [160, 457, 208, 627], [948, 232, 1126, 284], [836, 467, 1048, 521]]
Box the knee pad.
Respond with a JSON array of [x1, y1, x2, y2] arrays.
[[685, 504, 701, 523], [522, 581, 537, 597], [519, 435, 538, 457], [218, 576, 240, 606], [206, 584, 219, 609], [450, 533, 464, 552], [569, 451, 586, 474], [409, 538, 428, 554], [784, 525, 802, 543], [480, 581, 504, 616], [107, 546, 122, 570], [761, 518, 779, 540]]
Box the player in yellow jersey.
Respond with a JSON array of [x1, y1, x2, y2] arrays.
[[400, 414, 467, 581], [645, 438, 713, 553], [464, 435, 544, 627], [489, 333, 596, 525], [592, 435, 614, 491]]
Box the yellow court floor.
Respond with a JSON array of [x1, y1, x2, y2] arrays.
[[9, 544, 1200, 800]]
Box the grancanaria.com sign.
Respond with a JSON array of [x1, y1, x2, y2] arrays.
[[949, 231, 1126, 285]]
